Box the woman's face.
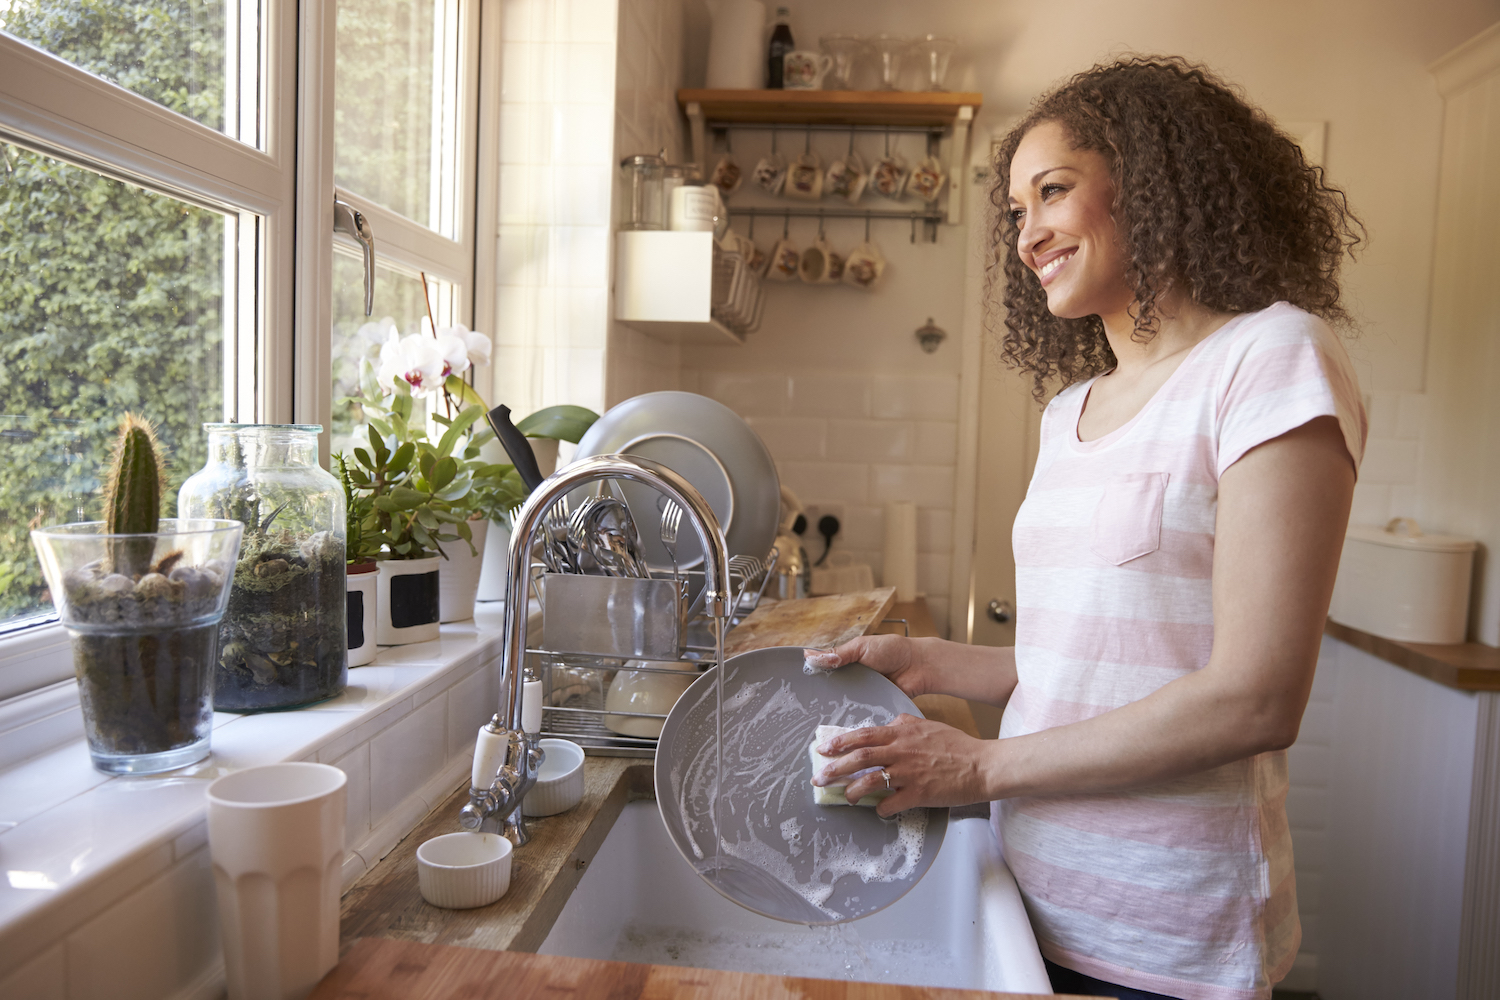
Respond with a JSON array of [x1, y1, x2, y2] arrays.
[[1007, 121, 1133, 321]]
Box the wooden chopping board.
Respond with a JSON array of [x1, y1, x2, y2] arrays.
[[724, 587, 898, 656], [313, 938, 1073, 999]]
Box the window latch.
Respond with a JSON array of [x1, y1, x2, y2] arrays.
[[333, 195, 376, 316]]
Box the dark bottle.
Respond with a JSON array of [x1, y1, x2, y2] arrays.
[[767, 6, 794, 89]]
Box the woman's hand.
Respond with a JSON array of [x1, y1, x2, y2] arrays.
[[803, 633, 928, 699], [812, 715, 997, 817]]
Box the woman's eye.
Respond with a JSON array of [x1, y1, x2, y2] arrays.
[[1040, 184, 1066, 199], [1008, 207, 1025, 223]]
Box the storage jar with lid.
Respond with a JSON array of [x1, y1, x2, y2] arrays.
[[178, 424, 348, 710], [619, 154, 666, 230], [1328, 518, 1477, 644]]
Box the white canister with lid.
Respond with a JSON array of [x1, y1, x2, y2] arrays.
[[1328, 518, 1477, 644]]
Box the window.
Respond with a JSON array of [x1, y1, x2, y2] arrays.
[[0, 0, 494, 698]]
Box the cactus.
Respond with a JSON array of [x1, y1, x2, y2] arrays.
[[103, 414, 167, 577]]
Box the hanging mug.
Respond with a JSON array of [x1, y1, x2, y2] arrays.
[[826, 246, 846, 283], [825, 151, 868, 204], [908, 155, 946, 203], [870, 154, 908, 199], [783, 152, 823, 201], [766, 232, 801, 282], [842, 240, 886, 290], [799, 234, 836, 284], [752, 151, 786, 195], [782, 51, 835, 90], [711, 154, 742, 199]]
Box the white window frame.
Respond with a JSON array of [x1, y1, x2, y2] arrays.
[[0, 0, 500, 722]]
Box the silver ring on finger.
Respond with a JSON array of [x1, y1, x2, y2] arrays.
[[880, 768, 892, 791]]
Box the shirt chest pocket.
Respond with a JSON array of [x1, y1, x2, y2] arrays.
[[1090, 472, 1170, 566]]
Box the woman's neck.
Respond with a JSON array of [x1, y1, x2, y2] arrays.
[[1098, 292, 1235, 379]]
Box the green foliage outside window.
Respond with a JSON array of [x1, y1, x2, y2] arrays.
[[0, 0, 226, 623]]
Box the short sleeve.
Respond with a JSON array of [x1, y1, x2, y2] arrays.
[[1214, 304, 1367, 478]]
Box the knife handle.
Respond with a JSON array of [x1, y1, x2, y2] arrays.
[[486, 404, 545, 493]]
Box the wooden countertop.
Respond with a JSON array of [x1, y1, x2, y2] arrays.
[[314, 937, 1074, 999], [1325, 619, 1500, 692]]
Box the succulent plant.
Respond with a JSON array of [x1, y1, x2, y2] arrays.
[[103, 414, 167, 577]]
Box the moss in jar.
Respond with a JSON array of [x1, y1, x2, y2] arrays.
[[213, 529, 348, 711]]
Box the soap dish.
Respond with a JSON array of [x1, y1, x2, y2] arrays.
[[522, 738, 586, 816], [416, 832, 512, 909]]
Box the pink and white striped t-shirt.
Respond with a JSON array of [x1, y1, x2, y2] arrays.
[[995, 302, 1366, 1000]]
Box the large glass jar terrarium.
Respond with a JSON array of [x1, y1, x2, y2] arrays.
[[178, 424, 347, 710]]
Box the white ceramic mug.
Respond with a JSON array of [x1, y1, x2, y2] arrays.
[[783, 152, 823, 201], [710, 154, 742, 198], [766, 235, 801, 282], [752, 153, 786, 195], [799, 235, 835, 284], [783, 50, 834, 90], [908, 155, 947, 203], [208, 763, 347, 1000], [870, 154, 908, 199], [842, 240, 886, 290], [825, 151, 868, 204]]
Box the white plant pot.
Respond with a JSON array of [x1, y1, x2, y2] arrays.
[[346, 564, 379, 666], [475, 520, 512, 602], [376, 556, 441, 645], [439, 520, 488, 623]]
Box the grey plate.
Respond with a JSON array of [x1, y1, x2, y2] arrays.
[[573, 392, 780, 589], [654, 645, 947, 925]]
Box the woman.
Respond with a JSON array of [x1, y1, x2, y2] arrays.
[[807, 58, 1366, 1000]]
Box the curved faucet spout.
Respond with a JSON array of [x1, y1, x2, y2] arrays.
[[469, 454, 732, 844]]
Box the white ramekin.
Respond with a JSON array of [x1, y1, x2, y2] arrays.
[[521, 738, 586, 816], [416, 832, 512, 909]]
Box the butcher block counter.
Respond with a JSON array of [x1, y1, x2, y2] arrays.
[[330, 600, 1060, 998]]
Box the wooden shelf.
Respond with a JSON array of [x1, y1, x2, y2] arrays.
[[1325, 618, 1500, 692], [676, 88, 982, 128]]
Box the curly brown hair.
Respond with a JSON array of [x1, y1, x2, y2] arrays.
[[988, 57, 1365, 400]]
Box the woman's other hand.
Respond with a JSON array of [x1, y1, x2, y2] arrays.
[[812, 714, 998, 817], [804, 634, 927, 698]]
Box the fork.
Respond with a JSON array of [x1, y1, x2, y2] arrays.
[[659, 500, 683, 582]]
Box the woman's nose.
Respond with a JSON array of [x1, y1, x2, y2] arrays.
[[1017, 212, 1048, 256]]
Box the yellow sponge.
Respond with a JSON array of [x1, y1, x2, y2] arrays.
[[809, 724, 890, 807]]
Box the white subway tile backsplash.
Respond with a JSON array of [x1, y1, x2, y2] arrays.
[[838, 505, 885, 550], [917, 553, 952, 598], [0, 943, 64, 1000], [827, 419, 914, 463], [368, 698, 447, 820], [871, 464, 956, 508], [564, 43, 616, 104], [559, 225, 610, 288], [925, 596, 952, 638], [447, 666, 499, 761], [334, 743, 372, 849], [1287, 743, 1329, 788], [1348, 482, 1391, 527], [559, 0, 618, 45], [1359, 438, 1419, 485], [791, 374, 870, 418], [779, 461, 869, 504], [918, 508, 954, 553], [1286, 786, 1326, 831], [556, 104, 615, 166], [915, 421, 959, 463], [702, 372, 792, 416], [498, 103, 550, 165], [1396, 391, 1427, 440], [1366, 390, 1401, 439], [871, 375, 960, 420], [746, 417, 827, 460]]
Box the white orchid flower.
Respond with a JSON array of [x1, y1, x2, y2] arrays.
[[433, 330, 470, 378], [461, 328, 492, 367], [377, 330, 445, 398], [357, 315, 399, 345]]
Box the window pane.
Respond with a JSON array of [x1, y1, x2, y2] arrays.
[[330, 253, 452, 458], [0, 0, 256, 145], [335, 0, 457, 233], [0, 142, 224, 629]]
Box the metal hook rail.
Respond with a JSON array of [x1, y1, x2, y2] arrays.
[[729, 205, 944, 242]]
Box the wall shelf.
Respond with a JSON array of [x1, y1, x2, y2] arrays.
[[677, 89, 981, 225], [675, 89, 982, 127]]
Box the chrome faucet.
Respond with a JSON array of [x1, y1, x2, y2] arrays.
[[459, 454, 731, 846]]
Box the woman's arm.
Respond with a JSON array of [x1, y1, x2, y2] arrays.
[[804, 634, 1019, 707], [818, 415, 1355, 815]]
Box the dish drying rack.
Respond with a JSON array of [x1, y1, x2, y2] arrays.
[[710, 243, 763, 336], [522, 488, 778, 757]]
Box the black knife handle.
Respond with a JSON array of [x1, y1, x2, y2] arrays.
[[486, 404, 545, 493]]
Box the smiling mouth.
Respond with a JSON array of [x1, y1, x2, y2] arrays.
[[1038, 250, 1076, 285]]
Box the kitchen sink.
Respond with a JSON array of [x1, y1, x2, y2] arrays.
[[538, 800, 1051, 993]]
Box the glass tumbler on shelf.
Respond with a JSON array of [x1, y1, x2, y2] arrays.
[[178, 424, 348, 712], [910, 35, 957, 92], [869, 34, 908, 91], [819, 34, 865, 90], [619, 154, 667, 230]]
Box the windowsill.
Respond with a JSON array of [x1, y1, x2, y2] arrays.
[[0, 602, 529, 985]]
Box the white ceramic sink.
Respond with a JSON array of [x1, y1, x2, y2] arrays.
[[539, 801, 1052, 993]]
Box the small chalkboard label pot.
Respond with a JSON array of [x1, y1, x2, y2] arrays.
[[376, 556, 441, 645], [347, 562, 379, 665]]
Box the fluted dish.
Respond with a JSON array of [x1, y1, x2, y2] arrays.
[[416, 832, 513, 909], [522, 738, 587, 816]]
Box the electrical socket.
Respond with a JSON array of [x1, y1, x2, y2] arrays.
[[800, 503, 846, 538]]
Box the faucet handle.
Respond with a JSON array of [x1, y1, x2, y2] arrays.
[[471, 717, 508, 790]]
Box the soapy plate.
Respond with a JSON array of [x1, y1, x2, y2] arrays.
[[654, 645, 947, 925]]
